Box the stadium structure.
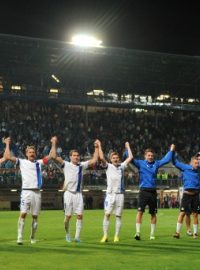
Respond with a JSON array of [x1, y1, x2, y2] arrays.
[[0, 33, 200, 210]]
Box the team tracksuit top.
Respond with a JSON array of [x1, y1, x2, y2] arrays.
[[124, 150, 173, 189], [172, 156, 200, 190]]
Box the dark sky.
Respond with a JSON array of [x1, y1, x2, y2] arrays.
[[1, 0, 200, 56]]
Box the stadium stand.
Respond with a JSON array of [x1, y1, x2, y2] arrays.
[[0, 34, 199, 210]]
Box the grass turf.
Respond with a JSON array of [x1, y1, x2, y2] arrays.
[[0, 209, 200, 270]]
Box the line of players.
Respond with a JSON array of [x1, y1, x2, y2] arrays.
[[0, 137, 200, 244]]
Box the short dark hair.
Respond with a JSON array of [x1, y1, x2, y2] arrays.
[[26, 146, 36, 153]]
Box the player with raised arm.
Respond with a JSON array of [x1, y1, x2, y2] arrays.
[[5, 136, 57, 245], [97, 140, 133, 243], [0, 137, 10, 165], [125, 144, 175, 240], [173, 154, 200, 239], [55, 141, 98, 243]]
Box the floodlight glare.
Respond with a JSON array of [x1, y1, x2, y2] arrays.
[[71, 34, 102, 47]]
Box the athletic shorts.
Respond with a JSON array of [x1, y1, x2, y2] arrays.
[[20, 190, 41, 216], [104, 193, 124, 216], [180, 192, 200, 214], [137, 189, 157, 215], [63, 191, 84, 216]]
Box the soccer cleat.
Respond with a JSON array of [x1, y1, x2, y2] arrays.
[[65, 235, 71, 243], [17, 237, 23, 245], [193, 233, 198, 239], [114, 236, 119, 243], [173, 232, 180, 239], [134, 233, 141, 240], [100, 236, 108, 243], [74, 238, 81, 243], [30, 238, 36, 244], [186, 230, 193, 236], [150, 235, 155, 240]]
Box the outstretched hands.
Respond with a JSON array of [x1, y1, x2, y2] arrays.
[[170, 144, 175, 151], [125, 142, 130, 149], [3, 137, 11, 145], [51, 136, 57, 144], [94, 139, 101, 148]]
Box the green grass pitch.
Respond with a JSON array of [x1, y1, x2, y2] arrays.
[[0, 209, 200, 270]]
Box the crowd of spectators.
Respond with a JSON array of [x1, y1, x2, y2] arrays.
[[0, 100, 199, 187]]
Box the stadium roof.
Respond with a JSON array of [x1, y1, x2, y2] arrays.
[[0, 33, 200, 100]]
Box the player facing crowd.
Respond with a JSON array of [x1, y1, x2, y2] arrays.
[[96, 140, 133, 243], [124, 144, 175, 240], [172, 153, 200, 239], [54, 139, 99, 243], [4, 136, 57, 245]]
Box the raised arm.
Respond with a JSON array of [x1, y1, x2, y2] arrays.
[[3, 137, 17, 163], [87, 140, 99, 166], [157, 144, 175, 167], [95, 139, 107, 166], [172, 152, 188, 171], [123, 145, 142, 168], [123, 142, 133, 165], [47, 136, 57, 160]]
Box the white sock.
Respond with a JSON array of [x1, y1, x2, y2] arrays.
[[150, 223, 156, 236], [31, 219, 38, 239], [75, 219, 82, 239], [64, 218, 70, 235], [18, 218, 25, 239], [136, 223, 141, 234], [115, 217, 121, 237], [103, 216, 109, 237], [193, 224, 198, 234], [176, 223, 182, 233]]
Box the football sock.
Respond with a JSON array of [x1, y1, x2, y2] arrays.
[[136, 223, 141, 234], [115, 217, 121, 237], [31, 218, 38, 239], [103, 216, 109, 237], [176, 223, 182, 233], [18, 218, 25, 239], [150, 223, 156, 235], [75, 219, 82, 239]]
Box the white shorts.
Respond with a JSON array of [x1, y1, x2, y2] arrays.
[[63, 191, 84, 216], [20, 190, 41, 216], [104, 193, 124, 216]]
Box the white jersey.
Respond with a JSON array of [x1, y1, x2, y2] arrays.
[[16, 158, 44, 189], [105, 161, 127, 193], [62, 161, 89, 192]]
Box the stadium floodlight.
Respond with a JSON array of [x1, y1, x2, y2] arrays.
[[50, 88, 59, 93], [11, 85, 21, 91], [71, 34, 102, 47], [11, 189, 17, 192], [51, 74, 60, 83]]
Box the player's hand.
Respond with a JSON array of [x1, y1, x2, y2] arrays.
[[170, 144, 175, 151], [125, 142, 130, 149], [51, 136, 57, 144], [94, 139, 101, 148], [4, 137, 11, 145]]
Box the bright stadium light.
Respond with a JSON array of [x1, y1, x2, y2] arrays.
[[71, 34, 102, 47], [51, 74, 60, 83]]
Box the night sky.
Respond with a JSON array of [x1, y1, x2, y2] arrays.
[[1, 0, 200, 56]]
